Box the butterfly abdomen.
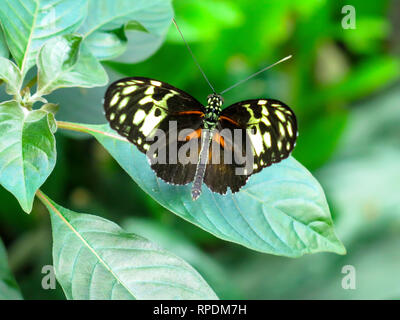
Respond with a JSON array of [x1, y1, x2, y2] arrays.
[[191, 94, 224, 200], [191, 129, 212, 200]]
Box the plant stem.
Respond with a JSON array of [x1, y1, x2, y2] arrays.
[[56, 121, 127, 142], [24, 76, 37, 90], [56, 121, 89, 133]]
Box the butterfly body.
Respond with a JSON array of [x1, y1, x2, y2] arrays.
[[104, 77, 298, 200]]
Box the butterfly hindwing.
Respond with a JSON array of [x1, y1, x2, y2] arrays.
[[217, 99, 297, 177], [203, 121, 252, 194], [104, 77, 205, 185]]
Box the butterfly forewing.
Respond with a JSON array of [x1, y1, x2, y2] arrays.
[[218, 99, 297, 175]]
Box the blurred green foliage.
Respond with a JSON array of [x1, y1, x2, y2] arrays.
[[1, 0, 399, 299]]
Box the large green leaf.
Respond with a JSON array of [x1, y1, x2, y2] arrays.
[[0, 58, 22, 97], [122, 217, 242, 299], [35, 34, 108, 96], [0, 101, 56, 213], [0, 238, 23, 300], [61, 122, 345, 257], [0, 0, 88, 77], [38, 191, 218, 300], [79, 0, 173, 61]]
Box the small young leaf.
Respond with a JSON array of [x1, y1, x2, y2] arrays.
[[126, 21, 149, 33], [0, 237, 23, 300], [0, 101, 56, 213], [36, 35, 108, 96], [0, 0, 88, 76], [38, 191, 218, 300], [0, 57, 22, 97], [40, 103, 59, 116], [66, 123, 346, 257]]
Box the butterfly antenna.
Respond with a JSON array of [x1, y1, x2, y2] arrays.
[[220, 55, 292, 95], [172, 18, 216, 93]]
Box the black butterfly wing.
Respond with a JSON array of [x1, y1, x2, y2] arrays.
[[203, 120, 251, 194], [204, 99, 298, 194], [104, 77, 205, 185]]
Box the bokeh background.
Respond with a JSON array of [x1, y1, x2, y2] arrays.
[[1, 0, 400, 299]]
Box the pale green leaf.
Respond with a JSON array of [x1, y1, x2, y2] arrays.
[[36, 35, 108, 96], [0, 57, 22, 97], [65, 123, 346, 257], [122, 217, 242, 299], [0, 101, 56, 213], [79, 0, 173, 61], [0, 28, 8, 58], [83, 30, 127, 61], [39, 192, 218, 300], [0, 0, 88, 76], [114, 29, 165, 64], [0, 238, 23, 300]]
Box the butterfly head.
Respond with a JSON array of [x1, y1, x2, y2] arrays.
[[207, 93, 224, 107]]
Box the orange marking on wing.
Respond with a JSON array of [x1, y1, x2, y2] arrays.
[[212, 132, 225, 148], [185, 128, 202, 141], [176, 111, 204, 116], [219, 115, 239, 126]]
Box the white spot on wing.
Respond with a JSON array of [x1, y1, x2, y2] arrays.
[[133, 109, 146, 125], [122, 86, 137, 95], [139, 96, 153, 105], [275, 110, 286, 122], [145, 86, 155, 95], [118, 97, 129, 109], [247, 127, 263, 156], [287, 122, 293, 137], [110, 93, 119, 106], [119, 114, 126, 124], [150, 80, 162, 87], [140, 107, 166, 136], [263, 132, 271, 148]]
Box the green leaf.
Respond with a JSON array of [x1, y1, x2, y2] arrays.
[[122, 217, 242, 299], [0, 101, 56, 213], [36, 35, 108, 96], [83, 30, 127, 61], [0, 0, 88, 76], [0, 57, 22, 97], [67, 123, 345, 257], [38, 191, 218, 300], [0, 237, 23, 300], [79, 0, 173, 61], [0, 28, 9, 58], [114, 29, 166, 64]]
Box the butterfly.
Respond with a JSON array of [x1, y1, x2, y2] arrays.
[[103, 77, 298, 200]]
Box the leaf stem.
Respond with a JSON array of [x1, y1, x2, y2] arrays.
[[56, 121, 128, 142], [56, 121, 90, 133], [35, 189, 48, 206]]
